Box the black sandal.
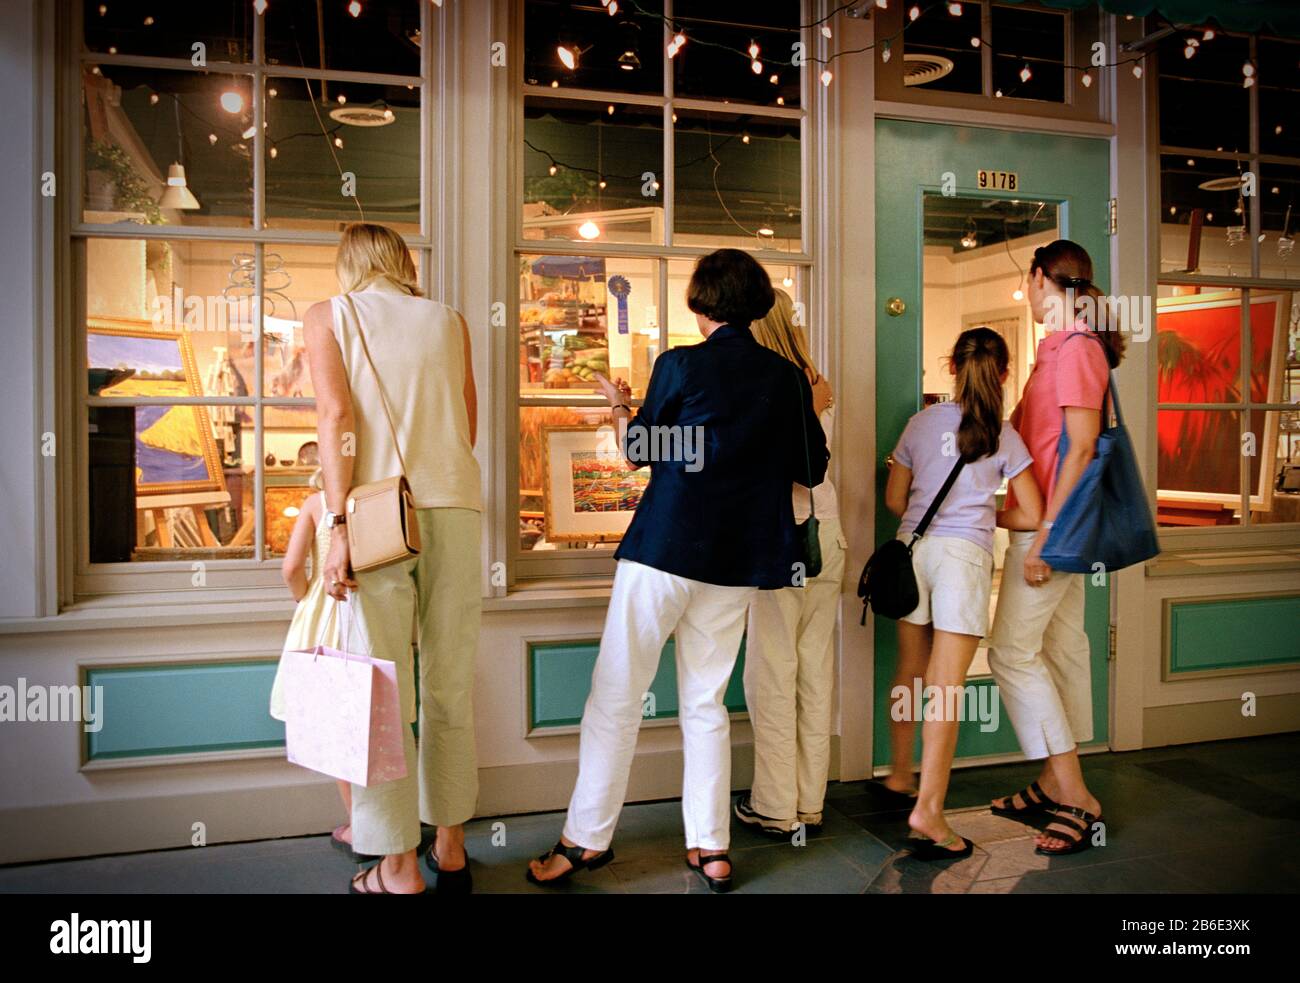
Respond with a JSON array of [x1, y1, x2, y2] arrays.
[[909, 834, 974, 861], [1034, 806, 1103, 856], [348, 861, 431, 895], [424, 845, 472, 894], [991, 781, 1058, 824], [525, 840, 614, 886], [686, 851, 734, 893]]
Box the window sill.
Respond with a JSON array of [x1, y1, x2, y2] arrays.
[[0, 589, 296, 635], [485, 576, 615, 613], [1146, 545, 1300, 579]]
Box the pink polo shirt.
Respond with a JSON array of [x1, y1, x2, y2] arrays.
[[1010, 323, 1110, 505]]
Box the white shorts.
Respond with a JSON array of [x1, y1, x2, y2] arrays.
[[899, 534, 994, 637]]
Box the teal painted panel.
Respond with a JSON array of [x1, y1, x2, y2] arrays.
[[873, 119, 1113, 765], [529, 637, 748, 730], [1169, 595, 1300, 673], [85, 661, 284, 760]]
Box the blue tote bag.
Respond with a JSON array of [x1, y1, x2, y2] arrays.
[[1039, 333, 1160, 574]]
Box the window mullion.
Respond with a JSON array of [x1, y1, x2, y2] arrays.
[[254, 243, 265, 562]]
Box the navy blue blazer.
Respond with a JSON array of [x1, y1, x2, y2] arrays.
[[614, 323, 829, 588]]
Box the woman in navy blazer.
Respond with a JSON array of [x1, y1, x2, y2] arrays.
[[527, 249, 828, 893]]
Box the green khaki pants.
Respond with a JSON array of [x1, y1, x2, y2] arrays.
[[349, 507, 481, 856]]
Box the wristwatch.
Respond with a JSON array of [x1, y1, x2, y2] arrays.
[[324, 511, 348, 529]]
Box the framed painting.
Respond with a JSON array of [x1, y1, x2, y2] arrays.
[[87, 319, 226, 496], [1156, 291, 1289, 512], [541, 425, 649, 544]]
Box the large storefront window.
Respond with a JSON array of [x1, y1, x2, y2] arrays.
[[515, 0, 812, 578], [75, 1, 432, 589], [1156, 26, 1300, 531]]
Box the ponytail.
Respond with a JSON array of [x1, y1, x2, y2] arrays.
[[1030, 239, 1125, 368], [951, 327, 1009, 462]]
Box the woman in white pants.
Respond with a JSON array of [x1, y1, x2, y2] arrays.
[[735, 290, 845, 837], [987, 239, 1126, 856], [525, 250, 828, 892]]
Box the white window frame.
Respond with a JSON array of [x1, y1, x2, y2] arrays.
[[61, 0, 443, 600], [1153, 29, 1300, 548], [508, 0, 825, 585]]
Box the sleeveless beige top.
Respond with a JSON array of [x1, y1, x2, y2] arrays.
[[330, 278, 482, 512]]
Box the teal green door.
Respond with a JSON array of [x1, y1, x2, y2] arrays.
[[873, 119, 1111, 765]]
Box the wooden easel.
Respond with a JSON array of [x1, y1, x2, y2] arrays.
[[136, 492, 232, 548]]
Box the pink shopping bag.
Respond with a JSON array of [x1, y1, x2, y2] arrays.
[[280, 642, 408, 787]]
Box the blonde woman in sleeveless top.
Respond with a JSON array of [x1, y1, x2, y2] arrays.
[[304, 223, 482, 895]]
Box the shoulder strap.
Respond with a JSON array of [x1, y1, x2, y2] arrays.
[[795, 367, 816, 519], [343, 293, 408, 478], [912, 456, 965, 541], [1058, 329, 1122, 429]]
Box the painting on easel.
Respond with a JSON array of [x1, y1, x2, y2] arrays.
[[87, 319, 227, 497]]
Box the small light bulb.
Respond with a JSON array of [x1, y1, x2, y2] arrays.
[[742, 132, 750, 144], [908, 5, 920, 21], [607, 0, 618, 14], [1019, 64, 1032, 83], [347, 1, 361, 18], [549, 164, 557, 176], [1169, 205, 1176, 215], [1132, 63, 1143, 79], [821, 25, 831, 39], [268, 87, 277, 97], [948, 2, 962, 15], [253, 0, 267, 12], [143, 15, 153, 25], [1243, 61, 1256, 77], [598, 180, 607, 189], [1275, 125, 1283, 135], [269, 145, 278, 159], [1203, 29, 1215, 41], [995, 88, 1003, 98], [769, 73, 778, 84], [607, 104, 614, 115], [1184, 45, 1195, 59], [748, 41, 760, 59], [782, 276, 794, 287], [751, 59, 763, 74], [557, 45, 576, 70], [776, 96, 785, 105], [1012, 288, 1024, 302], [970, 37, 980, 48], [334, 136, 343, 148], [1187, 158, 1195, 166], [578, 220, 601, 240], [208, 133, 218, 144], [220, 91, 244, 113], [242, 125, 256, 139], [149, 93, 159, 104], [337, 93, 346, 104], [1081, 72, 1092, 88], [882, 41, 892, 63], [820, 69, 833, 87]]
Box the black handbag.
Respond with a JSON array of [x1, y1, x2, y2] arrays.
[[794, 371, 822, 581], [857, 457, 965, 624]]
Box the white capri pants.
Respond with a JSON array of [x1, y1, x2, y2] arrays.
[[987, 529, 1094, 760], [563, 560, 756, 853]]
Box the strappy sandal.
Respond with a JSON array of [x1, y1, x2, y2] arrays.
[[424, 845, 472, 894], [991, 781, 1058, 824], [909, 834, 974, 861], [524, 840, 615, 887], [330, 825, 378, 864], [1035, 806, 1103, 856], [348, 861, 431, 895], [686, 851, 734, 893]]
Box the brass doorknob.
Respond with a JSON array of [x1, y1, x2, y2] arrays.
[[886, 297, 906, 316]]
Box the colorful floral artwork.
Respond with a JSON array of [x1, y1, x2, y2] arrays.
[[542, 425, 649, 543]]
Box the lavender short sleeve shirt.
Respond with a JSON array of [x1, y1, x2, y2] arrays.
[[892, 401, 1033, 554]]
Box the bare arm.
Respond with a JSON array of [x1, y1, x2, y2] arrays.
[[997, 467, 1044, 531], [281, 493, 320, 601], [459, 312, 477, 448], [303, 300, 357, 599], [885, 460, 911, 518]]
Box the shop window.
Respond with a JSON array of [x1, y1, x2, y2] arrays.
[[523, 98, 665, 246], [265, 76, 421, 232], [83, 0, 253, 62], [1158, 33, 1300, 281], [1154, 289, 1299, 528], [76, 6, 432, 589], [876, 1, 1099, 119], [516, 1, 812, 579]]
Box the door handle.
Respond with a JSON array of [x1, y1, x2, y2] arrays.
[[886, 297, 906, 316]]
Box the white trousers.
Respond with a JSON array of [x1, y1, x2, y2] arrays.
[[987, 530, 1094, 760], [563, 560, 756, 852], [743, 517, 846, 823]]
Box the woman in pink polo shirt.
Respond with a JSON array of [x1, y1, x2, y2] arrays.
[[987, 239, 1125, 856]]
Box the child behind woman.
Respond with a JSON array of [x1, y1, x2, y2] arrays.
[[269, 471, 373, 863], [883, 328, 1043, 858]]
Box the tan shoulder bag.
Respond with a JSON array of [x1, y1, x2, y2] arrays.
[[341, 293, 422, 572]]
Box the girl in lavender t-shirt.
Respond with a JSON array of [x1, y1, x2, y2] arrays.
[[881, 328, 1043, 860]]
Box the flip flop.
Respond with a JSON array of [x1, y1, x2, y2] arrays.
[[348, 862, 431, 895], [909, 834, 975, 861]]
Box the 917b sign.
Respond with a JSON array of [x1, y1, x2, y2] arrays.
[[977, 169, 1018, 191]]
